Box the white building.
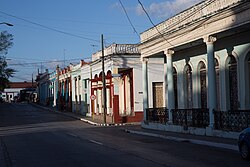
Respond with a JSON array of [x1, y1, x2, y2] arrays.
[[139, 0, 250, 138], [1, 82, 34, 102], [88, 44, 163, 123], [71, 60, 90, 115]]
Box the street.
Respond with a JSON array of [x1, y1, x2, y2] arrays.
[[0, 103, 249, 167]]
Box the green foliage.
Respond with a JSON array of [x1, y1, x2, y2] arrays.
[[0, 31, 15, 91], [0, 31, 13, 55]]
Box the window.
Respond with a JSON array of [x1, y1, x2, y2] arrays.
[[228, 55, 238, 110], [173, 67, 178, 109], [185, 64, 193, 109], [199, 61, 207, 109]]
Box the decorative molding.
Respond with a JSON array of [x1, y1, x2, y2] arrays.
[[141, 0, 242, 42], [164, 49, 175, 55], [92, 44, 140, 61], [203, 36, 217, 44], [140, 57, 149, 62]]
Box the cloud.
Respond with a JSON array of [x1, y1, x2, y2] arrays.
[[137, 0, 203, 19]]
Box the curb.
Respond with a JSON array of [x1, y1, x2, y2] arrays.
[[125, 129, 238, 151], [31, 103, 141, 127]]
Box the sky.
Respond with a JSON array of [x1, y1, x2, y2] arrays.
[[0, 0, 202, 82]]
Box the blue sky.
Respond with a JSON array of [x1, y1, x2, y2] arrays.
[[0, 0, 202, 82]]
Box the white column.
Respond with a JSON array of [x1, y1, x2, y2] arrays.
[[106, 87, 110, 114], [165, 49, 175, 124], [142, 58, 149, 121], [204, 36, 217, 128], [164, 57, 168, 108], [53, 81, 57, 107]]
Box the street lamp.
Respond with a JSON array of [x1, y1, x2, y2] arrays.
[[0, 22, 13, 27]]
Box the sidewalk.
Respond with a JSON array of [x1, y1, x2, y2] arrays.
[[124, 125, 239, 151], [32, 103, 239, 152]]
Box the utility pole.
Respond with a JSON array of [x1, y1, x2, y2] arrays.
[[32, 73, 33, 88], [63, 49, 66, 68], [56, 65, 60, 111], [101, 34, 107, 124]]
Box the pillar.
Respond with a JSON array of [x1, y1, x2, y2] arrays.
[[142, 58, 149, 121], [165, 49, 175, 124], [204, 36, 217, 128]]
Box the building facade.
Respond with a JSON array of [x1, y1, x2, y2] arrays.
[[71, 60, 90, 115], [36, 70, 50, 105], [139, 0, 250, 138], [89, 44, 146, 123], [58, 66, 72, 112], [48, 70, 58, 107], [1, 82, 35, 102]]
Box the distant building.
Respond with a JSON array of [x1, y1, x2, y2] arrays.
[[36, 69, 50, 105], [1, 82, 34, 102], [58, 66, 72, 112], [71, 60, 90, 115]]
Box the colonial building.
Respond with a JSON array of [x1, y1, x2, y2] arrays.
[[1, 82, 35, 102], [89, 44, 148, 123], [71, 60, 90, 115], [139, 0, 250, 138], [58, 65, 72, 112], [36, 69, 50, 105], [48, 70, 57, 107]]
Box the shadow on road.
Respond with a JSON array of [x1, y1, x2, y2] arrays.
[[0, 102, 77, 129]]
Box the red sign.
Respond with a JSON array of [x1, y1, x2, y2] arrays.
[[90, 95, 96, 101]]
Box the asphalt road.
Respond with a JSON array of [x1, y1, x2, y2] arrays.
[[0, 103, 249, 167]]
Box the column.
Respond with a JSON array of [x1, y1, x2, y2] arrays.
[[142, 58, 149, 121], [165, 49, 175, 124], [163, 56, 168, 108], [204, 36, 217, 128]]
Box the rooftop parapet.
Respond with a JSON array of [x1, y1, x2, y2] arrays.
[[140, 0, 242, 43], [92, 44, 140, 61]]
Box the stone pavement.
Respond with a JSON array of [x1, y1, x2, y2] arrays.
[[32, 103, 239, 152]]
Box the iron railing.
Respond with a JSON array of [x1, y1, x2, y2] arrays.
[[146, 107, 250, 132], [146, 107, 168, 124], [214, 110, 250, 132], [172, 109, 209, 128]]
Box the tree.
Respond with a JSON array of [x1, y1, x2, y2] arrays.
[[0, 31, 15, 91]]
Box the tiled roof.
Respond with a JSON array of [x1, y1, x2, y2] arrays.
[[8, 82, 34, 89]]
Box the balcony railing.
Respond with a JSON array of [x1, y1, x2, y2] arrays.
[[172, 109, 209, 128], [146, 107, 168, 124], [214, 110, 250, 132]]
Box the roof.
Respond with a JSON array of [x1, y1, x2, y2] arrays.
[[8, 82, 34, 89]]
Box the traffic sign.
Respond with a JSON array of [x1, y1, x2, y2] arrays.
[[90, 95, 96, 101]]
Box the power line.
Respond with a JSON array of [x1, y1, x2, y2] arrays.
[[118, 0, 140, 39], [0, 10, 100, 43], [138, 0, 174, 47], [137, 0, 217, 56], [8, 58, 86, 66]]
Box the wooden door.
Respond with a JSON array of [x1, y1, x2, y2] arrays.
[[153, 82, 163, 108]]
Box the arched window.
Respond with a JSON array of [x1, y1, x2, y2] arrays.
[[173, 67, 178, 109], [215, 58, 220, 110], [228, 55, 238, 110], [184, 64, 193, 109], [199, 61, 207, 109]]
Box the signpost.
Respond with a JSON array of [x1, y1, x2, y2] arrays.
[[90, 94, 96, 101]]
